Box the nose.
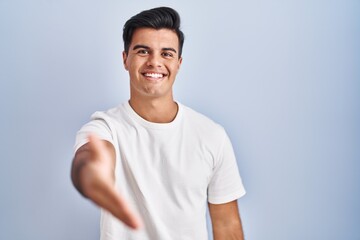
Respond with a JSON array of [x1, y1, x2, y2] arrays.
[[146, 53, 162, 67]]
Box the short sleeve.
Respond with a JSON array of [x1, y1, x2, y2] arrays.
[[73, 112, 114, 153], [207, 131, 246, 204]]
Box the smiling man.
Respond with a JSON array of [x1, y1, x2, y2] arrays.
[[124, 27, 181, 122], [71, 7, 246, 240]]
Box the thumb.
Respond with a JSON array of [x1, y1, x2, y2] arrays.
[[87, 134, 108, 157]]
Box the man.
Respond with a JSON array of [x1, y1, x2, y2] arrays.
[[71, 6, 246, 240]]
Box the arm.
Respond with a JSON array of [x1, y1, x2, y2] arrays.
[[208, 200, 245, 240], [71, 134, 142, 229]]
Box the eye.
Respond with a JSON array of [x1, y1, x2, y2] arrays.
[[137, 49, 149, 55], [162, 52, 174, 58]]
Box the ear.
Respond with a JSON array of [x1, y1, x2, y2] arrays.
[[177, 57, 183, 70], [122, 51, 129, 71]]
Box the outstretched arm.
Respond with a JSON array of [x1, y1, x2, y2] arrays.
[[209, 200, 244, 240], [71, 134, 142, 229]]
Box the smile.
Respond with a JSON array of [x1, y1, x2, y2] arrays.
[[143, 72, 166, 79]]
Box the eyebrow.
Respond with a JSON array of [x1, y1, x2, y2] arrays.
[[133, 45, 150, 50], [132, 45, 177, 53], [162, 47, 177, 53]]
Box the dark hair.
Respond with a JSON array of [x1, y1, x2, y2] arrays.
[[123, 7, 185, 57]]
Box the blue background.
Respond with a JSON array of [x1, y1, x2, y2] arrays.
[[1, 0, 359, 239]]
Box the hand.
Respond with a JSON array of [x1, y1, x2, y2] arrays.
[[73, 134, 143, 229]]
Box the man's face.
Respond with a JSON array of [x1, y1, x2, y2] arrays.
[[123, 28, 182, 100]]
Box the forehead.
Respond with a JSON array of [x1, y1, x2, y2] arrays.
[[130, 28, 179, 50]]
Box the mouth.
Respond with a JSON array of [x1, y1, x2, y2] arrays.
[[142, 72, 167, 80]]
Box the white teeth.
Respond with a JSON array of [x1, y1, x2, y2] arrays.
[[144, 73, 164, 78]]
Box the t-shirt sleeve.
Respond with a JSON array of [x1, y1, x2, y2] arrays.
[[73, 112, 114, 153], [207, 130, 246, 204]]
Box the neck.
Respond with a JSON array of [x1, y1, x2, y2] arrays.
[[129, 96, 178, 123]]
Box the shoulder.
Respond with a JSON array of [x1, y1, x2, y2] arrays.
[[90, 103, 127, 122], [180, 103, 227, 138]]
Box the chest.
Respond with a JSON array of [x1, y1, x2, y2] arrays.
[[115, 126, 215, 200]]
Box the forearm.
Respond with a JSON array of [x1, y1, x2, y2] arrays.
[[70, 135, 141, 229], [71, 150, 93, 198], [71, 159, 84, 197], [213, 222, 244, 240], [209, 201, 245, 240], [71, 139, 116, 198]]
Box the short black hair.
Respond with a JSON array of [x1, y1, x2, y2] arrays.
[[123, 7, 185, 57]]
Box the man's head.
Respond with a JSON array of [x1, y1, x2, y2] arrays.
[[123, 7, 185, 58]]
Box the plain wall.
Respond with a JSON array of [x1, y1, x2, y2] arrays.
[[0, 0, 359, 239]]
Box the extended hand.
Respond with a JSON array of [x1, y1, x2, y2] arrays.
[[72, 134, 142, 229]]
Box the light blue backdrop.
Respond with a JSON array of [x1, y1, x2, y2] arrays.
[[1, 0, 359, 239]]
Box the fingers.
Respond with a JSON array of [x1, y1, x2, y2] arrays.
[[109, 191, 143, 229], [90, 181, 143, 229]]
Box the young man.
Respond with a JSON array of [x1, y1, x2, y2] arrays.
[[71, 7, 246, 240]]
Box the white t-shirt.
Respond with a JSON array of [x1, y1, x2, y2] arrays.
[[74, 102, 246, 240]]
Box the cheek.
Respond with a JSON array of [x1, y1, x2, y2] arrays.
[[126, 63, 138, 75], [125, 56, 136, 70], [171, 64, 180, 75], [173, 60, 181, 70]]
